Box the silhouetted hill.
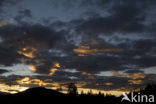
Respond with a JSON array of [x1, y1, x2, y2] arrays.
[[0, 92, 9, 95], [0, 84, 155, 104], [15, 87, 65, 97]]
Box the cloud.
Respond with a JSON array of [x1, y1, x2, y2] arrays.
[[0, 0, 156, 93], [49, 0, 112, 9], [0, 19, 14, 27], [0, 45, 22, 66], [76, 2, 146, 36], [14, 9, 32, 23], [0, 0, 20, 15], [0, 69, 9, 74], [0, 23, 65, 74]]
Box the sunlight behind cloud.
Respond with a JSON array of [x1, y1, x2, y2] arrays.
[[0, 83, 29, 94], [74, 45, 122, 56]]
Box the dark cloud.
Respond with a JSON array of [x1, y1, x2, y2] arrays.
[[0, 23, 65, 73], [60, 56, 123, 73], [0, 24, 63, 49], [0, 46, 22, 66], [76, 1, 147, 36], [14, 9, 32, 23], [0, 69, 9, 74], [0, 0, 5, 6], [0, 0, 8, 14], [0, 0, 20, 15], [125, 70, 144, 74], [49, 0, 112, 9]]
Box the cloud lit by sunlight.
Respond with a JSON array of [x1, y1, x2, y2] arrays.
[[113, 71, 146, 80], [0, 19, 14, 27], [128, 80, 143, 85], [0, 83, 28, 94], [29, 65, 37, 71], [49, 62, 61, 76], [105, 83, 113, 86], [74, 45, 122, 56], [17, 47, 36, 59]]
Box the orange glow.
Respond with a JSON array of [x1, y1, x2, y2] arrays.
[[0, 19, 14, 27], [17, 77, 31, 84], [76, 81, 89, 88], [29, 65, 37, 71], [2, 78, 131, 97], [74, 45, 122, 56], [105, 83, 113, 86], [31, 79, 50, 86], [82, 72, 92, 76], [53, 62, 61, 68], [17, 77, 52, 86], [49, 68, 58, 76], [128, 80, 143, 85], [82, 72, 95, 79], [77, 88, 128, 97], [0, 83, 28, 94], [17, 47, 36, 58], [17, 51, 34, 58], [113, 71, 146, 80], [48, 62, 61, 76], [46, 81, 126, 97], [130, 73, 146, 79]]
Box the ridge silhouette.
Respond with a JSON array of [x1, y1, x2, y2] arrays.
[[0, 84, 155, 104], [16, 87, 65, 96]]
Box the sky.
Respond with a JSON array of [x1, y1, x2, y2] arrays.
[[0, 0, 156, 96]]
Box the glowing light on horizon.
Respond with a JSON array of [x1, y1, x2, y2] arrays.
[[0, 78, 132, 97], [0, 83, 29, 94]]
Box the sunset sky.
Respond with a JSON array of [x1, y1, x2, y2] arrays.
[[0, 0, 156, 96]]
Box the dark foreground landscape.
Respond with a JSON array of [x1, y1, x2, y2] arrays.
[[0, 84, 155, 104]]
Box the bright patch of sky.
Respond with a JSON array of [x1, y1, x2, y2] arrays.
[[0, 64, 39, 76]]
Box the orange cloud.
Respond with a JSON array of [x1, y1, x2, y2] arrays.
[[29, 65, 37, 71], [82, 72, 92, 76], [0, 19, 14, 27], [128, 80, 143, 85], [49, 62, 61, 76], [0, 83, 28, 94], [82, 72, 95, 79], [105, 83, 113, 86], [17, 77, 52, 86], [53, 62, 61, 68], [17, 77, 31, 84], [74, 45, 122, 56], [113, 71, 146, 80], [49, 68, 58, 76], [17, 47, 36, 58]]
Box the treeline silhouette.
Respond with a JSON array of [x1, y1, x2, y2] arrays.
[[0, 83, 155, 104]]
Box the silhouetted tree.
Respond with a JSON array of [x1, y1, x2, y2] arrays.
[[81, 90, 84, 95], [87, 89, 92, 95], [98, 91, 104, 97], [98, 91, 102, 95], [67, 83, 78, 95]]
